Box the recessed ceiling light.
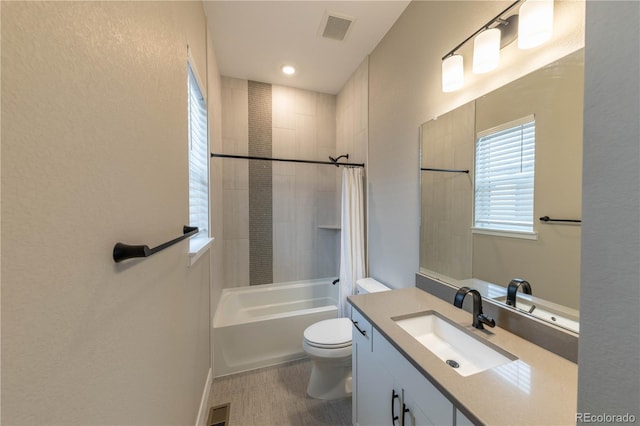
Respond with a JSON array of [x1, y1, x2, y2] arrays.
[[282, 65, 296, 75]]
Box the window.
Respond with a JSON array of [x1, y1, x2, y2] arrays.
[[187, 61, 209, 240], [474, 116, 535, 236]]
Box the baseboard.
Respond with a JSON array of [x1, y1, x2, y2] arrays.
[[195, 368, 213, 426]]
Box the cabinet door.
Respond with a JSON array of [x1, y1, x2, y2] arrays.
[[353, 310, 398, 425], [401, 393, 434, 426], [374, 329, 454, 426], [354, 333, 397, 425]]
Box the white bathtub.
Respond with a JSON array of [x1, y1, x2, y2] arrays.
[[213, 278, 339, 377]]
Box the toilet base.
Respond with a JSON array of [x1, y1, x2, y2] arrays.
[[306, 357, 352, 400]]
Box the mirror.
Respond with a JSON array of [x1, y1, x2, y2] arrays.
[[419, 49, 584, 333]]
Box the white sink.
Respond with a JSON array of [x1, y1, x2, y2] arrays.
[[393, 311, 517, 377], [494, 296, 580, 333]]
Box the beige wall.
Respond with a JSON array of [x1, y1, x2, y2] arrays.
[[367, 0, 585, 288], [1, 2, 218, 424], [473, 51, 583, 308]]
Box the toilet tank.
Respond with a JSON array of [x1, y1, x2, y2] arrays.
[[356, 278, 391, 294]]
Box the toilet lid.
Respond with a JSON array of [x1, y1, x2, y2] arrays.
[[304, 318, 352, 348]]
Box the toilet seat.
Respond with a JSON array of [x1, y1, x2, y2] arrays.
[[303, 318, 352, 349]]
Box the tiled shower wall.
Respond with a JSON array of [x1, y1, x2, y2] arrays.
[[336, 57, 369, 268], [220, 77, 340, 287], [221, 77, 250, 288], [337, 58, 368, 167], [272, 86, 339, 283]]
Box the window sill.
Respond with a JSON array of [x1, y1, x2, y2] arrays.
[[471, 228, 538, 240], [189, 236, 214, 266]]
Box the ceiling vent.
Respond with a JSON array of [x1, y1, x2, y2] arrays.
[[319, 12, 355, 41]]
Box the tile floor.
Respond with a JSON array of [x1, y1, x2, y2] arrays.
[[208, 359, 352, 426]]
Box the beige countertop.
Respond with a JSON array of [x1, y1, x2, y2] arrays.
[[348, 287, 578, 425]]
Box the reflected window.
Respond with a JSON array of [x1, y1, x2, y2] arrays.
[[474, 116, 535, 234]]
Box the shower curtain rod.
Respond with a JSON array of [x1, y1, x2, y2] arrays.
[[211, 153, 365, 168]]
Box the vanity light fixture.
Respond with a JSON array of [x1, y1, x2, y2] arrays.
[[518, 0, 554, 49], [440, 0, 554, 92], [472, 28, 501, 74], [282, 65, 296, 75], [442, 54, 464, 92]]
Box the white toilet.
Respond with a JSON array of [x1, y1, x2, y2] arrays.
[[302, 278, 391, 400]]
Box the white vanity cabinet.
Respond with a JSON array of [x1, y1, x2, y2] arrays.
[[352, 308, 396, 424], [352, 308, 465, 426]]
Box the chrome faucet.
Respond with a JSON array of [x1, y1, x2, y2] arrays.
[[453, 287, 495, 330], [506, 279, 532, 308]]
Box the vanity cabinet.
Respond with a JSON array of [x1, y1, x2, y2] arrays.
[[351, 309, 461, 426], [352, 308, 394, 424]]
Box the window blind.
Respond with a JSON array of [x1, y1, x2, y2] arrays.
[[188, 63, 209, 236], [474, 117, 535, 233]]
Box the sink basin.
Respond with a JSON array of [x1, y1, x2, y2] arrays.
[[494, 296, 580, 333], [392, 311, 517, 377]]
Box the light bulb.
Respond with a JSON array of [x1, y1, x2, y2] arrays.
[[518, 0, 554, 49], [442, 55, 464, 92], [282, 65, 296, 75], [473, 28, 501, 74]]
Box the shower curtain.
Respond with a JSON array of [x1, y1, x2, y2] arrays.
[[338, 167, 366, 318]]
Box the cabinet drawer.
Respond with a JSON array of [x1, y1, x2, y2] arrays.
[[351, 308, 372, 352]]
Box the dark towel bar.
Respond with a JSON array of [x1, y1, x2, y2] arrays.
[[421, 167, 470, 174], [113, 226, 199, 263], [539, 216, 582, 224]]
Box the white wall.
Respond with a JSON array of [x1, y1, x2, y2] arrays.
[[1, 2, 218, 424], [366, 0, 584, 288], [578, 0, 640, 417]]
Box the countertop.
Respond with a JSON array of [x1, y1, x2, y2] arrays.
[[348, 287, 578, 425]]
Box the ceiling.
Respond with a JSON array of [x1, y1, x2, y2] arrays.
[[203, 1, 411, 95]]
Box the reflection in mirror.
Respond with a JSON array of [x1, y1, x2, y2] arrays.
[[420, 49, 584, 333]]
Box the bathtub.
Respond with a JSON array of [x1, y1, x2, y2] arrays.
[[213, 277, 339, 377]]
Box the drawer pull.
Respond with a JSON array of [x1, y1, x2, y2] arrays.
[[401, 403, 410, 426], [391, 390, 399, 425], [351, 320, 367, 336]]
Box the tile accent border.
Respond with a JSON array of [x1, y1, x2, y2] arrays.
[[248, 81, 273, 285]]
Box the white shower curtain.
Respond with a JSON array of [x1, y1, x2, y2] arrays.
[[338, 167, 366, 318]]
